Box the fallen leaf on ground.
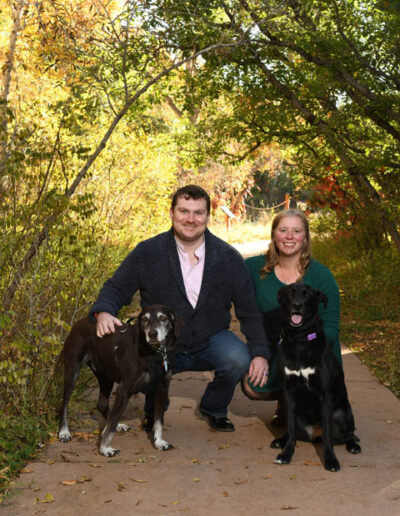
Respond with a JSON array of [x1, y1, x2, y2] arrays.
[[117, 482, 125, 491], [193, 478, 201, 482], [218, 442, 230, 449], [234, 479, 248, 485], [60, 480, 77, 486], [130, 478, 148, 483], [20, 467, 34, 473], [89, 463, 100, 468], [222, 491, 229, 497], [263, 474, 272, 479], [77, 476, 92, 483], [36, 493, 55, 504], [281, 506, 298, 510], [302, 460, 320, 466], [289, 474, 297, 480]]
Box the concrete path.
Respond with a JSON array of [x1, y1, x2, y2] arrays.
[[2, 314, 399, 516]]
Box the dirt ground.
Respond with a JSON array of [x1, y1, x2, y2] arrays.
[[2, 313, 400, 516]]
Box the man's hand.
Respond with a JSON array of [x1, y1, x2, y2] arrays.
[[248, 356, 270, 388], [96, 312, 123, 338]]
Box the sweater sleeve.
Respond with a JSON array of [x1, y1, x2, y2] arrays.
[[88, 247, 141, 322], [310, 263, 341, 355], [230, 251, 271, 360]]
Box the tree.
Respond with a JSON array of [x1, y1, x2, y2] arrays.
[[144, 0, 400, 252], [1, 0, 239, 311]]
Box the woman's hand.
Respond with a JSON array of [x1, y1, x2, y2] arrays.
[[248, 356, 269, 387]]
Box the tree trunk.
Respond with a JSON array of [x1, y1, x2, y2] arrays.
[[0, 1, 26, 175]]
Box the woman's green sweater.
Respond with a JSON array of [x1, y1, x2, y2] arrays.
[[245, 255, 342, 393]]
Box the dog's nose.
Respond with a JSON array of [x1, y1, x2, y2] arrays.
[[148, 329, 158, 340]]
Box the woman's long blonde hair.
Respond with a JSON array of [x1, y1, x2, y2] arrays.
[[260, 209, 311, 280]]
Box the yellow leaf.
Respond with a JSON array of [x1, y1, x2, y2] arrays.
[[39, 493, 55, 504], [218, 442, 230, 449], [78, 476, 92, 483], [289, 474, 297, 480], [192, 478, 201, 483], [20, 467, 34, 473]]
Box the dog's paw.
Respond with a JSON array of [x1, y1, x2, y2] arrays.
[[58, 429, 72, 442], [99, 445, 120, 457], [270, 436, 286, 449], [154, 438, 173, 451], [274, 453, 291, 465], [325, 458, 340, 472], [116, 423, 130, 433], [346, 440, 361, 454]]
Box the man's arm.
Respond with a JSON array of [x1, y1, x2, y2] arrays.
[[230, 249, 271, 361], [89, 247, 141, 327]]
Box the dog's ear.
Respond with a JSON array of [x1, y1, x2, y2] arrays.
[[318, 290, 328, 308], [277, 286, 288, 306], [170, 311, 183, 338]]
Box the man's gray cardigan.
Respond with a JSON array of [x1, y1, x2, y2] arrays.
[[89, 228, 271, 360]]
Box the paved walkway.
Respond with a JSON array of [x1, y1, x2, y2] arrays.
[[2, 312, 399, 516]]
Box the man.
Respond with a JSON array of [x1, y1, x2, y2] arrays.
[[90, 185, 270, 432]]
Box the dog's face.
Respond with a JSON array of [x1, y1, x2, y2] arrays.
[[139, 304, 181, 348], [277, 283, 327, 329]]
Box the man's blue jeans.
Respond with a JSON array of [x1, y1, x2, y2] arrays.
[[144, 329, 251, 417]]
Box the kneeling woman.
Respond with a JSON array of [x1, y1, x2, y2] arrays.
[[243, 209, 342, 426]]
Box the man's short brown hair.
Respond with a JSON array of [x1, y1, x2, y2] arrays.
[[171, 185, 211, 214]]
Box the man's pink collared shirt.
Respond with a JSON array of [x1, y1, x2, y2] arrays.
[[176, 239, 205, 308]]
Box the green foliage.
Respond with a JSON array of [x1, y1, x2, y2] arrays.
[[0, 407, 54, 492], [311, 221, 400, 397]]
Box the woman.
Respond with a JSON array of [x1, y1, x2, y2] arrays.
[[242, 209, 342, 425]]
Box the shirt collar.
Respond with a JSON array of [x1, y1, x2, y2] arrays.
[[175, 237, 205, 258]]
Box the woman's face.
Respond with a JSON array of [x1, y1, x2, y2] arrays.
[[274, 215, 307, 258]]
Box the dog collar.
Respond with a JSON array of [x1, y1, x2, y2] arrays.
[[307, 332, 317, 341], [160, 344, 169, 372]]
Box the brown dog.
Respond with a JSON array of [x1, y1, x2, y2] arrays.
[[58, 304, 181, 456]]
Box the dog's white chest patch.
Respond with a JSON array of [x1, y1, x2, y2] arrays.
[[284, 366, 316, 380]]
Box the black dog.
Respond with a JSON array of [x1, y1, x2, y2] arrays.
[[58, 304, 181, 456], [271, 283, 361, 472]]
